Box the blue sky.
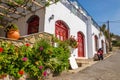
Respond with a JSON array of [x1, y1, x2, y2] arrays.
[[78, 0, 120, 35]]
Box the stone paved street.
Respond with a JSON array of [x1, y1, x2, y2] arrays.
[[51, 50, 120, 80]]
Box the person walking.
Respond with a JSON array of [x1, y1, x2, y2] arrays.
[[97, 48, 103, 60]]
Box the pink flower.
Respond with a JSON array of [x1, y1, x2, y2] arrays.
[[43, 71, 47, 77], [39, 46, 44, 51], [22, 57, 28, 61], [39, 66, 43, 70]]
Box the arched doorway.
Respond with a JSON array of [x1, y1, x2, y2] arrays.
[[77, 32, 84, 57], [101, 40, 104, 51], [27, 15, 39, 34], [94, 35, 98, 51], [55, 20, 69, 41]]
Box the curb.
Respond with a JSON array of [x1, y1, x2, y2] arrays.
[[68, 61, 97, 73]]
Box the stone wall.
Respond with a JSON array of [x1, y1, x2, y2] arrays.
[[0, 32, 53, 80], [0, 32, 52, 47]]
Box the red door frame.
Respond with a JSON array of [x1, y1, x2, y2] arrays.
[[55, 20, 69, 41], [77, 32, 84, 57], [27, 15, 39, 34], [94, 35, 98, 51]]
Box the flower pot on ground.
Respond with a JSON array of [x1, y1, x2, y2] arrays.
[[5, 23, 20, 40]]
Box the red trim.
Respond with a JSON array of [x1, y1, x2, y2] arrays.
[[55, 20, 69, 41], [94, 35, 98, 51], [28, 16, 39, 34], [77, 32, 84, 57]]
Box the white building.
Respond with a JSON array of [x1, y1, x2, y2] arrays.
[[0, 0, 106, 59]]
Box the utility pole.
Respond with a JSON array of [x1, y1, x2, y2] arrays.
[[107, 20, 112, 51]]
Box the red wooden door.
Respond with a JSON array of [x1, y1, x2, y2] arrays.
[[77, 32, 84, 57], [55, 21, 68, 41], [94, 35, 98, 51], [28, 16, 39, 34]]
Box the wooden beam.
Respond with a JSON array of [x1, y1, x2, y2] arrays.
[[0, 5, 25, 16], [8, 0, 28, 11], [31, 0, 43, 7], [0, 12, 17, 20]]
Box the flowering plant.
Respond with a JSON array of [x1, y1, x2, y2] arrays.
[[0, 38, 70, 79], [67, 35, 78, 48]]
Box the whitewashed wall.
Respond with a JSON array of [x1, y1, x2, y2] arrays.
[[99, 34, 107, 54], [91, 24, 106, 57], [86, 16, 93, 58], [91, 24, 100, 55], [44, 2, 88, 58]]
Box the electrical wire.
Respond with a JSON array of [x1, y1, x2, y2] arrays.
[[109, 20, 120, 23], [97, 20, 120, 24]]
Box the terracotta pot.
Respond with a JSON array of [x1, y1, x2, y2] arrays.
[[7, 30, 20, 40]]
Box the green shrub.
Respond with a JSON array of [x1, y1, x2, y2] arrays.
[[0, 38, 70, 79]]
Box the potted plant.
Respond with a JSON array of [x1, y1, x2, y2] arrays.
[[5, 23, 20, 40], [67, 35, 78, 48]]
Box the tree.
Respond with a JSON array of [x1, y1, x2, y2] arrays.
[[100, 24, 113, 51], [100, 24, 109, 39], [100, 24, 106, 33]]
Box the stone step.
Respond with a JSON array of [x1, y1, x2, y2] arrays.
[[76, 58, 93, 64], [76, 58, 94, 67]]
